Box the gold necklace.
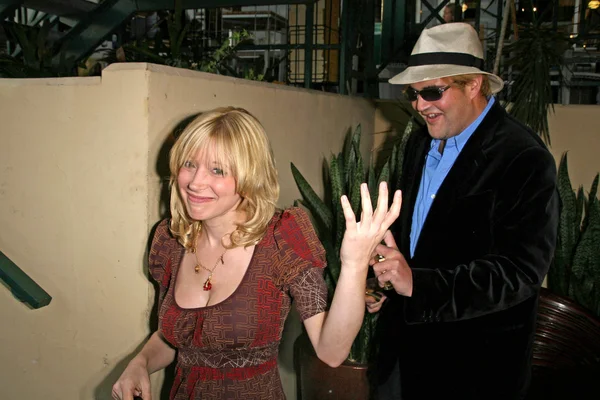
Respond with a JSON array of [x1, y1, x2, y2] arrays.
[[191, 245, 228, 291]]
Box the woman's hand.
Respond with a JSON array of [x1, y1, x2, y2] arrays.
[[112, 359, 151, 400], [339, 182, 402, 271]]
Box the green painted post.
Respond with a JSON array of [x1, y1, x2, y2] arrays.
[[363, 0, 377, 97], [393, 0, 406, 56], [339, 0, 348, 94], [0, 251, 52, 309], [304, 2, 314, 89]]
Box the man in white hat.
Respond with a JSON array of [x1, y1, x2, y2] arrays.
[[366, 23, 559, 399]]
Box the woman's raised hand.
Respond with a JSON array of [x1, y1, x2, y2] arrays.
[[339, 182, 402, 270]]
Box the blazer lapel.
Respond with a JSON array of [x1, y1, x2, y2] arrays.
[[411, 101, 504, 259], [397, 130, 431, 258]]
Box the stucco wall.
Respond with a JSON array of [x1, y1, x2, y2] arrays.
[[0, 63, 375, 400], [0, 68, 152, 399], [547, 105, 600, 191], [1, 63, 596, 400]]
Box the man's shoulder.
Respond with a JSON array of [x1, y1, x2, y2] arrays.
[[483, 102, 550, 155]]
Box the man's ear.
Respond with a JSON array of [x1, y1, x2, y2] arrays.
[[466, 75, 483, 99]]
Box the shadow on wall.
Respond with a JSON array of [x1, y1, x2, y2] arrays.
[[156, 113, 203, 217], [93, 339, 152, 399], [92, 219, 176, 400], [371, 98, 424, 171]]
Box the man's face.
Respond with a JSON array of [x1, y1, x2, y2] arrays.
[[408, 77, 479, 141], [443, 6, 454, 22]]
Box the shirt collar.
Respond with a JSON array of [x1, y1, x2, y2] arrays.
[[429, 96, 496, 153]]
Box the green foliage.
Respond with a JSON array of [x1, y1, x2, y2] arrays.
[[548, 153, 600, 316], [101, 20, 254, 77], [290, 121, 413, 364], [0, 21, 71, 78], [503, 23, 569, 145], [1, 0, 267, 81], [101, 0, 264, 81]]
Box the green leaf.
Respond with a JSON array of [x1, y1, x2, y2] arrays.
[[290, 123, 412, 363], [571, 196, 600, 311], [290, 163, 333, 232], [504, 24, 567, 145], [349, 143, 363, 219], [551, 153, 578, 296], [330, 156, 346, 256], [367, 157, 376, 200], [582, 174, 599, 233]]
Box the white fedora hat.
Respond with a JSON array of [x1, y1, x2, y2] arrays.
[[389, 22, 504, 94]]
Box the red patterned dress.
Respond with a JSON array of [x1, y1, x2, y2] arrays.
[[149, 207, 328, 399]]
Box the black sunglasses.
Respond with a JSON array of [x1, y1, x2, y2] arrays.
[[404, 85, 452, 102]]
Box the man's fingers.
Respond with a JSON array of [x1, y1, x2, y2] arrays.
[[382, 230, 399, 250], [365, 294, 386, 313]]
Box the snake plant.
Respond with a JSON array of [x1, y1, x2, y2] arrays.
[[548, 152, 600, 317], [290, 121, 412, 364]]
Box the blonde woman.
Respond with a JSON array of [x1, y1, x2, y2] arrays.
[[112, 107, 401, 400]]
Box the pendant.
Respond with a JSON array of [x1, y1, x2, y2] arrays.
[[194, 264, 200, 273], [203, 275, 213, 291]]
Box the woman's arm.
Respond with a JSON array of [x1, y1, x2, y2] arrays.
[[112, 331, 176, 400], [304, 182, 402, 367]]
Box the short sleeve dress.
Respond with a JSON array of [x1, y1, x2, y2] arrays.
[[148, 207, 328, 400]]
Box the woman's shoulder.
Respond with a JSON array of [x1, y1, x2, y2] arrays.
[[267, 207, 314, 241], [271, 207, 312, 227], [268, 207, 326, 268], [149, 219, 180, 261], [152, 219, 175, 246]]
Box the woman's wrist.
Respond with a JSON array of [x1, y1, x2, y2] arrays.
[[128, 354, 149, 371]]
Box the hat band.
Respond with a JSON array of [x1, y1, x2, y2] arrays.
[[408, 52, 484, 70]]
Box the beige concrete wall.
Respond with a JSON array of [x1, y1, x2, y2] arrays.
[[0, 68, 152, 399], [0, 63, 375, 400], [548, 105, 600, 191], [4, 62, 594, 400]]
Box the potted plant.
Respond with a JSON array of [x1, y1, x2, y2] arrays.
[[528, 152, 600, 399], [547, 152, 600, 314], [501, 22, 569, 145], [290, 122, 412, 399]]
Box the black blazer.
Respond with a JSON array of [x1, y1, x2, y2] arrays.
[[378, 101, 559, 400]]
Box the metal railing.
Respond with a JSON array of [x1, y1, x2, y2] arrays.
[[0, 250, 52, 309]]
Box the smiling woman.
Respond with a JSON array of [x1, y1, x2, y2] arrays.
[[111, 106, 402, 400]]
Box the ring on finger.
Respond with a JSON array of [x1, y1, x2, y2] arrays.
[[377, 256, 393, 291]]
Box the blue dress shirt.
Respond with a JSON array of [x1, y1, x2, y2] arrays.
[[409, 96, 495, 257]]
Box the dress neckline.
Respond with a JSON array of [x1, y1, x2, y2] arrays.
[[170, 243, 258, 311]]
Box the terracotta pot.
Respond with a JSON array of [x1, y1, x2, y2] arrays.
[[294, 334, 373, 400]]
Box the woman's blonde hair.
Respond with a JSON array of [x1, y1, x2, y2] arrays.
[[168, 106, 280, 250]]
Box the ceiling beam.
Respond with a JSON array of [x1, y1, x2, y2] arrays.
[[23, 0, 95, 17]]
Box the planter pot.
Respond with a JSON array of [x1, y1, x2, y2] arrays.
[[533, 287, 600, 368], [528, 287, 600, 400], [294, 333, 373, 400]]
